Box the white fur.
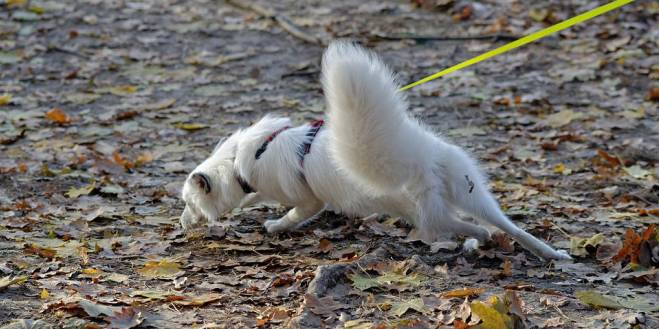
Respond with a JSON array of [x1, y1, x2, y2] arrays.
[[180, 41, 571, 261]]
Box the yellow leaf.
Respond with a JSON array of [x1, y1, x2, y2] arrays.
[[109, 85, 138, 96], [570, 233, 605, 257], [471, 298, 513, 329], [66, 181, 96, 198], [7, 0, 26, 7], [138, 260, 183, 279], [40, 288, 49, 299], [81, 268, 103, 278], [174, 123, 209, 131], [441, 287, 485, 298], [553, 163, 572, 175], [29, 5, 45, 14], [0, 93, 11, 106]]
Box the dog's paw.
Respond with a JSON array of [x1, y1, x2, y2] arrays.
[[463, 238, 480, 254], [264, 219, 289, 234]]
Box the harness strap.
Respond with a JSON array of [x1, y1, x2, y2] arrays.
[[245, 120, 325, 193], [255, 126, 292, 160], [299, 119, 324, 167], [235, 173, 255, 194]]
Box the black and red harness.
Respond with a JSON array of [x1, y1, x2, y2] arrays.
[[236, 120, 324, 194]]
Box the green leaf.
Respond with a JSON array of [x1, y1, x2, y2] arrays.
[[348, 272, 424, 291], [66, 181, 96, 198], [622, 165, 651, 179], [575, 290, 623, 310], [389, 298, 427, 317], [348, 273, 381, 291]]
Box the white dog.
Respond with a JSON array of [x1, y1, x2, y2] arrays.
[[180, 41, 571, 260]]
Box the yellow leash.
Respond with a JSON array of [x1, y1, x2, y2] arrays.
[[400, 0, 635, 91]]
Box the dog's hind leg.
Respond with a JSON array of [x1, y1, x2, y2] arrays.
[[263, 199, 325, 234], [413, 183, 491, 244], [442, 145, 571, 260]]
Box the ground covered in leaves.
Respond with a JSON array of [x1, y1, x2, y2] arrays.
[[1, 0, 658, 328]]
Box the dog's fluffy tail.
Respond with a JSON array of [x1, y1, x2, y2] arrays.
[[322, 41, 431, 195]]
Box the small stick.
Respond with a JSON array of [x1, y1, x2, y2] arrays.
[[225, 0, 322, 45]]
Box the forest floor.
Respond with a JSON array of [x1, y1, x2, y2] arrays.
[[1, 0, 658, 328]]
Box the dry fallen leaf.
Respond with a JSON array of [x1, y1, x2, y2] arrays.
[[137, 259, 184, 279], [45, 108, 72, 124], [441, 287, 485, 298], [470, 296, 513, 329], [0, 276, 28, 290], [0, 93, 11, 106], [66, 181, 96, 198], [545, 109, 582, 128]]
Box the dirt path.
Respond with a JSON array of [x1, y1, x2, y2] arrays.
[[1, 0, 657, 328]]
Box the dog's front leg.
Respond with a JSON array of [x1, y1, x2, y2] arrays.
[[264, 199, 325, 234]]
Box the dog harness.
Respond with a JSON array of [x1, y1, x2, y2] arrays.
[[236, 120, 325, 193]]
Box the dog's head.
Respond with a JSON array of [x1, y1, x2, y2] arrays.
[[179, 115, 293, 230], [179, 133, 246, 230]]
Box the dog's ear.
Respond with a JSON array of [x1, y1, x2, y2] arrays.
[[192, 173, 212, 194]]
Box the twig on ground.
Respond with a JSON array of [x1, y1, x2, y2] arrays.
[[46, 45, 89, 59], [225, 0, 322, 45], [370, 32, 519, 42]]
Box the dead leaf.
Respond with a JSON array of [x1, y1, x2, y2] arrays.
[[545, 109, 582, 128], [317, 238, 333, 253], [441, 287, 485, 298], [171, 293, 222, 306], [470, 296, 513, 329], [0, 276, 28, 290], [389, 298, 428, 317], [575, 290, 623, 310], [137, 260, 184, 279], [66, 181, 96, 198], [0, 93, 11, 106], [174, 123, 209, 131], [24, 244, 56, 259], [45, 108, 71, 124], [304, 293, 346, 315], [106, 307, 143, 329], [622, 165, 651, 179], [570, 233, 605, 257]]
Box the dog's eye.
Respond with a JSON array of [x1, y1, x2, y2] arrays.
[[192, 173, 212, 194]]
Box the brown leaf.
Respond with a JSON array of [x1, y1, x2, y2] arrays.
[[24, 243, 56, 259], [317, 238, 333, 253], [612, 224, 655, 264], [303, 293, 346, 315], [272, 273, 295, 287], [500, 259, 513, 277], [45, 108, 71, 124], [452, 4, 473, 21], [648, 87, 659, 101], [492, 232, 515, 253], [106, 307, 143, 329]]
